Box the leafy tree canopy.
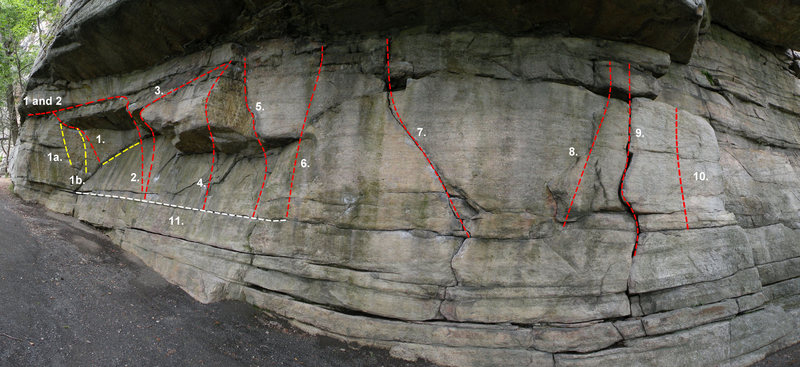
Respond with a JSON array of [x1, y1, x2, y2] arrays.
[[0, 0, 60, 86], [0, 0, 60, 154]]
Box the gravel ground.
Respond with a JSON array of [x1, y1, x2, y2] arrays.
[[2, 177, 798, 367], [752, 343, 800, 366], [0, 178, 434, 367]]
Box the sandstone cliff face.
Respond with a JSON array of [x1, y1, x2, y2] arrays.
[[11, 1, 800, 366]]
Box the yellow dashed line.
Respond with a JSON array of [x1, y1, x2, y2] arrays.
[[77, 130, 88, 173], [102, 141, 141, 166], [58, 124, 73, 166]]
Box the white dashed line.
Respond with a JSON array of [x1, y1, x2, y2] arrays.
[[74, 191, 287, 223]]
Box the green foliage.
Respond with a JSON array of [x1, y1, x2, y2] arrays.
[[0, 0, 60, 149], [701, 70, 718, 86], [0, 0, 61, 86]]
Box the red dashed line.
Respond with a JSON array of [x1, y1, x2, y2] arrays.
[[28, 63, 235, 198], [244, 57, 269, 218], [201, 61, 233, 210], [122, 97, 146, 192], [619, 63, 641, 256], [563, 61, 613, 227], [84, 133, 101, 163], [54, 118, 101, 164], [139, 61, 232, 200], [675, 108, 689, 229], [33, 96, 145, 191], [143, 63, 227, 108], [385, 38, 471, 238], [135, 116, 156, 199], [286, 45, 324, 218], [27, 98, 106, 116], [67, 123, 101, 164]]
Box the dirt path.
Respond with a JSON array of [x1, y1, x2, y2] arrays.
[[751, 343, 800, 366], [0, 178, 432, 367], [3, 177, 796, 367]]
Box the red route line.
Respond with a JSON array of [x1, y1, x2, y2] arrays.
[[135, 112, 156, 199], [385, 38, 471, 237], [56, 117, 101, 164], [143, 63, 228, 108], [244, 57, 269, 218], [37, 97, 146, 191], [55, 119, 101, 164], [675, 108, 690, 229], [84, 133, 101, 163], [619, 63, 641, 256], [201, 61, 233, 210], [27, 63, 225, 120], [29, 63, 233, 198], [286, 46, 325, 218], [28, 96, 126, 117], [563, 61, 613, 227], [138, 61, 232, 199]]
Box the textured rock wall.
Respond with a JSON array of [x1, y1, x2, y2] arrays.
[[11, 1, 800, 366]]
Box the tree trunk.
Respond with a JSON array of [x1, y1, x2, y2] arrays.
[[13, 44, 24, 91], [36, 9, 43, 49], [6, 85, 18, 146]]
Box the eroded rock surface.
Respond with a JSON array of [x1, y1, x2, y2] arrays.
[[10, 1, 800, 366]]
